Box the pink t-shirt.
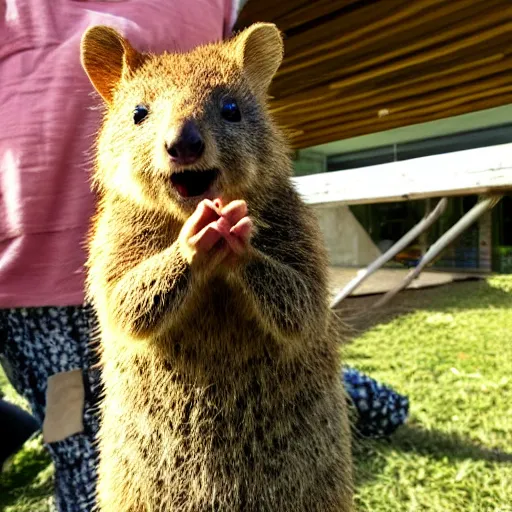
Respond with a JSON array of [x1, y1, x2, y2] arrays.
[[0, 0, 236, 308]]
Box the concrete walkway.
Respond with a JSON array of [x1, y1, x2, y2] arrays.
[[329, 266, 484, 297]]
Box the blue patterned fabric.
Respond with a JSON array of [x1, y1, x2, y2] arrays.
[[343, 366, 410, 438], [0, 306, 100, 512]]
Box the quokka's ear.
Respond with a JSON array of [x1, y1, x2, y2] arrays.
[[233, 23, 284, 97], [81, 25, 145, 104]]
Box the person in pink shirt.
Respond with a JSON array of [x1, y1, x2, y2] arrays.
[[0, 1, 239, 510]]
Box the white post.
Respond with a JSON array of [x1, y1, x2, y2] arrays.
[[478, 197, 493, 272], [330, 198, 448, 308], [373, 195, 502, 309]]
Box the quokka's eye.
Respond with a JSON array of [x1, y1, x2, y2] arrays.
[[133, 105, 149, 125], [220, 99, 241, 122]]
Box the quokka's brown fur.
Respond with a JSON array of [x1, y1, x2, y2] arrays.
[[81, 23, 353, 512]]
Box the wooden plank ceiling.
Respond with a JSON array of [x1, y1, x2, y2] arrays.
[[234, 0, 512, 150]]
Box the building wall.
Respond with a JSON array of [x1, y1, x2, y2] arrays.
[[293, 148, 382, 267], [313, 204, 382, 266], [292, 149, 326, 176]]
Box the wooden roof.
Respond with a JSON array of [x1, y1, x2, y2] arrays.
[[235, 0, 512, 150]]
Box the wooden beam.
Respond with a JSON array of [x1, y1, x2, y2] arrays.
[[276, 55, 510, 125], [275, 1, 504, 98], [288, 92, 512, 149], [274, 0, 361, 32], [280, 0, 445, 66], [280, 72, 512, 132], [278, 0, 490, 78], [291, 78, 512, 135], [273, 53, 505, 115], [292, 143, 512, 206], [234, 0, 312, 29], [331, 20, 510, 90], [270, 34, 509, 113], [276, 14, 510, 98]]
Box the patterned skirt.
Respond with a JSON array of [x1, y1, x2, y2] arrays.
[[0, 306, 101, 512]]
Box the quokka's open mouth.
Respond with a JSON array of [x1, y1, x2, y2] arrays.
[[170, 168, 219, 198]]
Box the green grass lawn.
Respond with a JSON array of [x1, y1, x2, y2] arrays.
[[345, 275, 512, 512], [1, 275, 511, 511]]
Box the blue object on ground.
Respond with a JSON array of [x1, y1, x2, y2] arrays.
[[342, 366, 410, 438]]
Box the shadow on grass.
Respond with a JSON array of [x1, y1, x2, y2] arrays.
[[335, 278, 512, 342], [0, 483, 53, 512], [389, 423, 512, 463], [353, 422, 512, 486], [0, 436, 53, 511]]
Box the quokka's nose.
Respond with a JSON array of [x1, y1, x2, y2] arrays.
[[165, 120, 205, 166]]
